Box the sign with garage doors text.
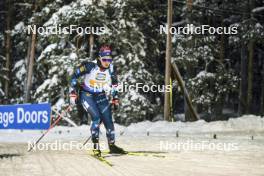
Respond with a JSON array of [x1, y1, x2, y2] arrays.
[[0, 103, 51, 129]]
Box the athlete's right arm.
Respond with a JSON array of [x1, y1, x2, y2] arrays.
[[70, 62, 96, 92]]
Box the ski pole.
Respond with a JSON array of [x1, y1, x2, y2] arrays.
[[82, 135, 92, 146], [28, 105, 72, 152], [52, 107, 78, 127]]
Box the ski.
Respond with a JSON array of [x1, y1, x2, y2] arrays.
[[101, 150, 166, 158], [126, 151, 166, 158], [87, 150, 113, 167], [88, 149, 166, 166]]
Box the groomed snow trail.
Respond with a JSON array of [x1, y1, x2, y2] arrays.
[[0, 135, 264, 176]]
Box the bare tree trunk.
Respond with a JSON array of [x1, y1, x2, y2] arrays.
[[24, 32, 37, 102], [187, 0, 192, 11], [238, 45, 248, 115], [220, 16, 225, 63], [184, 96, 191, 121], [184, 0, 196, 121], [213, 15, 225, 119], [23, 36, 31, 97], [164, 0, 172, 121], [246, 0, 255, 114], [89, 34, 94, 58], [247, 39, 254, 113], [261, 53, 264, 116], [24, 2, 38, 103], [4, 0, 11, 99], [171, 63, 199, 121], [76, 35, 81, 55]]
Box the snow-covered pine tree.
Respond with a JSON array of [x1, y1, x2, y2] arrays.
[[13, 0, 163, 125], [171, 0, 240, 120], [10, 0, 68, 103]]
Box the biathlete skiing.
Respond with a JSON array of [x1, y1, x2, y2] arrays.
[[69, 45, 126, 156]]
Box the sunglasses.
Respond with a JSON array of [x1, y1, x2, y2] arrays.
[[100, 56, 113, 63], [102, 58, 112, 62]]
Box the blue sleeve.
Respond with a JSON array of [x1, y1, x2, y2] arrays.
[[70, 62, 96, 90]]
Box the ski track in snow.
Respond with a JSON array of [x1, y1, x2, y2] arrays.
[[0, 116, 264, 175], [0, 135, 264, 176]]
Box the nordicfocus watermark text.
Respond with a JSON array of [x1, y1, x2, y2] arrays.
[[116, 82, 171, 93], [92, 82, 171, 93], [27, 24, 106, 35], [160, 24, 238, 35], [28, 140, 108, 151], [160, 140, 239, 152]]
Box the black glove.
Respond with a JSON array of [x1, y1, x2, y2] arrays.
[[112, 98, 119, 110]]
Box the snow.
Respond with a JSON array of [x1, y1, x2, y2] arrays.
[[0, 115, 263, 143], [252, 6, 264, 13], [124, 115, 264, 136], [37, 43, 57, 62], [13, 60, 24, 70], [14, 22, 25, 32], [0, 87, 4, 96], [54, 98, 65, 111], [80, 0, 93, 6], [50, 75, 59, 86], [140, 48, 146, 57], [44, 5, 72, 26], [69, 53, 78, 60], [0, 123, 125, 143], [42, 7, 50, 14], [34, 74, 59, 98], [172, 20, 186, 26], [196, 70, 215, 78], [43, 43, 57, 53], [0, 115, 264, 175], [48, 66, 58, 74], [12, 22, 25, 36], [35, 79, 50, 95], [13, 60, 26, 81], [15, 66, 26, 81]]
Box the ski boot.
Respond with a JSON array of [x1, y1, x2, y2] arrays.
[[109, 143, 127, 154], [92, 143, 101, 157]]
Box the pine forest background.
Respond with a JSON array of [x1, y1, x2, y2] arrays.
[[0, 0, 264, 125]]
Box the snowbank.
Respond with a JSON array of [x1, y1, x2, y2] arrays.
[[0, 115, 263, 143], [0, 123, 126, 143], [123, 115, 264, 135]]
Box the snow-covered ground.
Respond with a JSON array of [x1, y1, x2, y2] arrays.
[[0, 115, 263, 143], [0, 115, 264, 176]]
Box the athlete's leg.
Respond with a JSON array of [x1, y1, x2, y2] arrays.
[[80, 92, 101, 146], [95, 94, 115, 144]]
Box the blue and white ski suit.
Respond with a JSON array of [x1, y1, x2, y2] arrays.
[[70, 60, 118, 144]]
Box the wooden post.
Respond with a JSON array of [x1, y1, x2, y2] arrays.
[[24, 2, 38, 102], [23, 36, 31, 98], [24, 31, 37, 102], [247, 39, 254, 113], [164, 0, 173, 121], [4, 0, 11, 98], [246, 0, 255, 113], [187, 0, 192, 11], [238, 44, 248, 115], [220, 16, 225, 63], [261, 56, 264, 116], [171, 63, 199, 121], [89, 34, 94, 58], [170, 78, 173, 121]]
